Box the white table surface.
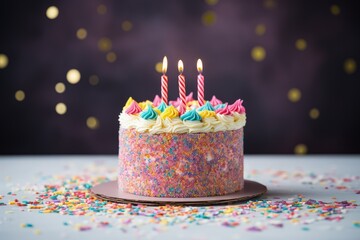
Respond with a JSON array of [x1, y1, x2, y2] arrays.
[[0, 155, 360, 240]]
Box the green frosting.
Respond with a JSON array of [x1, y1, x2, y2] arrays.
[[156, 101, 167, 112], [180, 109, 202, 121], [197, 101, 215, 112], [140, 104, 158, 120]]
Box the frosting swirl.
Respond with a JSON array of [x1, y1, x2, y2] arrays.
[[198, 110, 216, 119], [180, 109, 202, 121], [197, 101, 215, 112], [169, 98, 181, 107], [123, 97, 134, 110], [152, 95, 162, 107], [210, 95, 222, 106], [215, 104, 232, 115], [214, 103, 227, 110], [125, 101, 142, 114], [156, 101, 167, 112], [138, 100, 153, 110], [228, 99, 246, 114], [140, 104, 158, 120], [186, 92, 194, 102], [160, 106, 179, 119]]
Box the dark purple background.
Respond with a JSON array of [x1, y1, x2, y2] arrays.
[[1, 0, 359, 154]]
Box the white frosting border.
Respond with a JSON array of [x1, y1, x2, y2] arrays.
[[119, 112, 246, 134]]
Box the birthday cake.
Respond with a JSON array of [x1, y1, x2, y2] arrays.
[[118, 58, 246, 198], [118, 93, 246, 198]]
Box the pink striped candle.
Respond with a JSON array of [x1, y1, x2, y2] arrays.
[[197, 59, 205, 106], [161, 56, 168, 104], [178, 60, 186, 114]]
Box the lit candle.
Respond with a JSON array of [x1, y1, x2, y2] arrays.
[[161, 56, 168, 104], [197, 59, 205, 106], [178, 60, 186, 114]]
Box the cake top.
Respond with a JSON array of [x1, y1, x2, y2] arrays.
[[119, 92, 246, 134]]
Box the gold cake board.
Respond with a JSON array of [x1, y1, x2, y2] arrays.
[[91, 180, 267, 206]]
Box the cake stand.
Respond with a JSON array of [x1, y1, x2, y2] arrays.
[[91, 180, 267, 206]]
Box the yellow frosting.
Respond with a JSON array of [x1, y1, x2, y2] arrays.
[[198, 110, 216, 119], [123, 97, 134, 110], [160, 106, 179, 119], [153, 108, 161, 115], [187, 100, 199, 107], [138, 100, 153, 110]]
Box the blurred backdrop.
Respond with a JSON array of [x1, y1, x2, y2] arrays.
[[0, 0, 359, 154]]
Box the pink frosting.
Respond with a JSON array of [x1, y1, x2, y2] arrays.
[[169, 98, 181, 107], [186, 92, 194, 103], [152, 95, 162, 107], [125, 101, 142, 114], [210, 95, 223, 106], [177, 104, 186, 115], [169, 93, 193, 107], [228, 99, 246, 114], [215, 103, 232, 115]]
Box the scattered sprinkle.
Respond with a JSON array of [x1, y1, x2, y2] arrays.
[[21, 223, 34, 228], [1, 163, 359, 234], [247, 226, 262, 232], [353, 221, 360, 228]]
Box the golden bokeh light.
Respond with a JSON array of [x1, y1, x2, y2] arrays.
[[106, 52, 117, 63], [288, 88, 301, 102], [295, 39, 307, 51], [0, 54, 9, 69], [330, 5, 340, 16], [264, 0, 276, 9], [15, 90, 25, 102], [55, 82, 66, 93], [86, 116, 100, 129], [97, 4, 107, 15], [202, 11, 216, 26], [89, 75, 100, 86], [121, 21, 133, 31], [76, 28, 87, 40], [46, 6, 59, 19], [66, 69, 81, 84], [98, 38, 112, 52], [251, 46, 266, 62], [55, 103, 67, 115], [155, 62, 162, 73], [205, 0, 219, 6], [294, 144, 308, 155], [255, 24, 266, 36], [344, 58, 357, 74], [309, 108, 320, 119]]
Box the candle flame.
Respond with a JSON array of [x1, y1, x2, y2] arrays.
[[178, 60, 184, 73], [162, 56, 168, 73], [197, 59, 203, 73]]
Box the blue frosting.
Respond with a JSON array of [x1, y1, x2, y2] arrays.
[[156, 101, 167, 112], [197, 101, 215, 112], [140, 104, 158, 120], [180, 109, 202, 121], [214, 103, 227, 110]]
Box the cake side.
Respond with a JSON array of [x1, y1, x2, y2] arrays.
[[118, 128, 244, 198]]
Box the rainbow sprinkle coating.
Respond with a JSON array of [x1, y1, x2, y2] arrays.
[[118, 128, 244, 197]]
